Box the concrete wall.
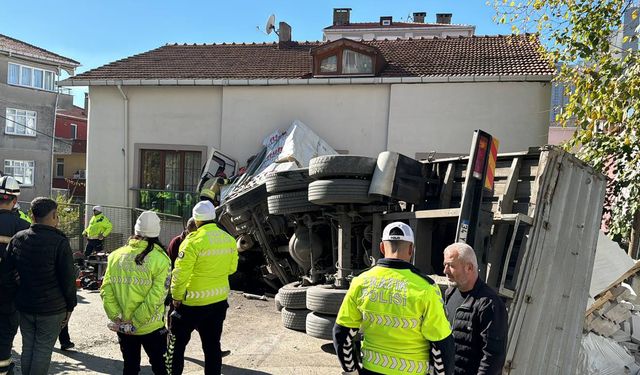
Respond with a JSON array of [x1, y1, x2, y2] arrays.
[[0, 55, 59, 202], [387, 82, 551, 156], [55, 153, 85, 178], [86, 81, 551, 206]]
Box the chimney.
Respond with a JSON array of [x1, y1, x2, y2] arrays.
[[413, 12, 426, 23], [380, 16, 393, 26], [278, 22, 292, 44], [333, 8, 351, 26], [436, 13, 452, 24], [84, 92, 89, 114]]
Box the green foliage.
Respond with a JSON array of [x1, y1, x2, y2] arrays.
[[54, 194, 82, 238], [494, 0, 640, 241]]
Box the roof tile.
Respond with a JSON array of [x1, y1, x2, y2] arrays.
[[70, 34, 553, 81], [0, 34, 79, 67]]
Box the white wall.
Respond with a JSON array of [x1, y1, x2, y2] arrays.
[[387, 82, 551, 157], [86, 81, 551, 207]]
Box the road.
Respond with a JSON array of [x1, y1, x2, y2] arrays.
[[10, 290, 343, 374]]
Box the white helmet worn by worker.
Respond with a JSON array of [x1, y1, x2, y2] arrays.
[[0, 176, 20, 196]]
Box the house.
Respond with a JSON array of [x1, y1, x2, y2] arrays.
[[0, 34, 79, 202], [61, 28, 553, 212], [324, 8, 475, 41], [52, 94, 88, 201]]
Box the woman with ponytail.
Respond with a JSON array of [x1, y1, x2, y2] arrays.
[[100, 211, 171, 375]]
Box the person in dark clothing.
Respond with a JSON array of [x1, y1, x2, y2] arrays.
[[166, 218, 197, 267], [7, 197, 77, 375], [0, 176, 30, 375], [443, 242, 508, 375]]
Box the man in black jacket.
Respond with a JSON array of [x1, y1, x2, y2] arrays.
[[7, 197, 77, 375], [443, 242, 508, 375], [0, 176, 30, 375]]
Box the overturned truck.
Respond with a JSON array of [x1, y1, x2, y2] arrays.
[[205, 128, 606, 374]]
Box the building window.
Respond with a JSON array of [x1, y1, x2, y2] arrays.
[[342, 49, 373, 74], [140, 150, 201, 192], [70, 123, 77, 139], [56, 158, 64, 178], [5, 108, 37, 136], [320, 55, 338, 73], [7, 62, 56, 91], [4, 160, 34, 186]]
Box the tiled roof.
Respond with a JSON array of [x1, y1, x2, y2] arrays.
[[324, 22, 470, 30], [70, 34, 553, 81], [0, 34, 79, 67]]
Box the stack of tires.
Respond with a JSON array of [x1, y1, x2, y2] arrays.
[[305, 285, 348, 340], [266, 168, 318, 215], [276, 282, 310, 332], [307, 155, 378, 205]]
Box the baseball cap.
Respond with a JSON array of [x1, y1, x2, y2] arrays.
[[93, 205, 103, 212], [382, 222, 414, 244]]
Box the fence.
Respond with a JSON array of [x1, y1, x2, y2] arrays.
[[19, 201, 186, 253]]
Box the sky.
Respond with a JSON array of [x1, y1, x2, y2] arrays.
[[1, 0, 511, 107]]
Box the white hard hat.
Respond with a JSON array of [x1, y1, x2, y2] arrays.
[[0, 176, 20, 197]]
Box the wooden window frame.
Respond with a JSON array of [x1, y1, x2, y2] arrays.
[[140, 149, 201, 192], [312, 40, 384, 77]]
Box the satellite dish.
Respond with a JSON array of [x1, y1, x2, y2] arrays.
[[265, 14, 276, 35]]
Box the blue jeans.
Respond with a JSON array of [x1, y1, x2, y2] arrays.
[[19, 311, 66, 375]]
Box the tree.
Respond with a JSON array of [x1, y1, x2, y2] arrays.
[[494, 0, 640, 255]]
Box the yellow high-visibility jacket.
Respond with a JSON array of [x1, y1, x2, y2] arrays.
[[171, 223, 238, 306], [83, 213, 112, 239]]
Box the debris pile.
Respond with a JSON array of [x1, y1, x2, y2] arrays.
[[581, 232, 640, 374]]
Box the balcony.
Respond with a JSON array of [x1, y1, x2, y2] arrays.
[[53, 138, 86, 154], [52, 177, 85, 197], [136, 189, 197, 219]]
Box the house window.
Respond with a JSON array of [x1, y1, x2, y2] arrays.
[[5, 108, 37, 136], [320, 55, 338, 73], [342, 49, 373, 74], [70, 123, 77, 139], [4, 160, 34, 186], [8, 63, 19, 84], [140, 150, 201, 192], [56, 158, 64, 177], [7, 62, 56, 91]]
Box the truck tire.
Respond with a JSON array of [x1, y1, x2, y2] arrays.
[[268, 191, 319, 215], [309, 155, 377, 179], [308, 179, 373, 205], [225, 183, 267, 215], [306, 285, 348, 315], [281, 308, 309, 332], [278, 281, 309, 309], [306, 312, 336, 340], [266, 168, 311, 194]]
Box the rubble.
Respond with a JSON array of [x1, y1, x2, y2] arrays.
[[582, 231, 640, 373]]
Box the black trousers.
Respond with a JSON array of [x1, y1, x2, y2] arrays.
[[0, 310, 19, 369], [58, 324, 71, 345], [84, 239, 104, 257], [170, 300, 228, 375], [117, 328, 167, 375]]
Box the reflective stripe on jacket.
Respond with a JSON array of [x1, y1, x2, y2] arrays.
[[100, 239, 171, 335], [82, 213, 112, 239], [336, 258, 452, 375], [171, 223, 238, 306]]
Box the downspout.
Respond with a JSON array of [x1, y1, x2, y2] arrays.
[[50, 91, 60, 197], [117, 84, 129, 207]]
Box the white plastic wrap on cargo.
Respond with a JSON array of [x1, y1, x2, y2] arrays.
[[575, 333, 640, 375]]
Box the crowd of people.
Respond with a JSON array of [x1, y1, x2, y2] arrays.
[[0, 171, 509, 375]]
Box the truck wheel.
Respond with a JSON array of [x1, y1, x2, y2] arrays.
[[309, 155, 377, 179], [306, 285, 348, 315], [306, 312, 336, 340], [225, 184, 267, 215], [308, 179, 373, 205], [266, 168, 311, 194], [268, 191, 318, 215], [278, 281, 309, 309], [281, 308, 309, 332]]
